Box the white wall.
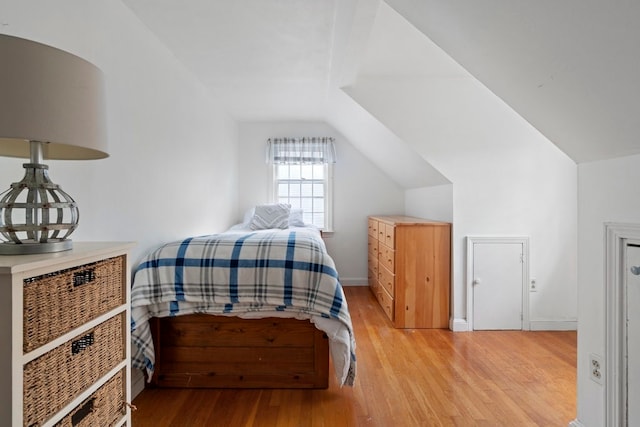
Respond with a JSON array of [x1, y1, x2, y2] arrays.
[[576, 153, 640, 426], [345, 3, 578, 329], [0, 1, 239, 264], [237, 121, 404, 284], [405, 184, 453, 223], [349, 75, 578, 330]]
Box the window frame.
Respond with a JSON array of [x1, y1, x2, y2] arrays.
[[269, 162, 334, 232]]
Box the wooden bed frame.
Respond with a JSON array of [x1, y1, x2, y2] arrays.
[[148, 314, 329, 389]]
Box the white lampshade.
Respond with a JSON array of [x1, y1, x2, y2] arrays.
[[0, 34, 108, 160], [0, 34, 108, 255]]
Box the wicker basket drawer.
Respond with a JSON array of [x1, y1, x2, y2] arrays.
[[54, 369, 126, 427], [23, 255, 125, 353], [23, 313, 125, 427]]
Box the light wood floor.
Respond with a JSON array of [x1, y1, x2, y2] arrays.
[[132, 286, 576, 426]]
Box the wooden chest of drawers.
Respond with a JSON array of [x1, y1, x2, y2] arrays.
[[0, 242, 134, 426], [368, 216, 451, 328]]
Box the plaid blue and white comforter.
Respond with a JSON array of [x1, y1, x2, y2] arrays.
[[130, 227, 356, 386]]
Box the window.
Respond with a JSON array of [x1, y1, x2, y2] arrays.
[[267, 138, 336, 231], [273, 163, 333, 230]]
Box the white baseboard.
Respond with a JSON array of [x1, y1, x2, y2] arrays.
[[131, 367, 145, 399], [447, 318, 576, 332], [340, 278, 368, 286], [450, 318, 469, 332], [529, 319, 577, 331], [568, 419, 585, 427]]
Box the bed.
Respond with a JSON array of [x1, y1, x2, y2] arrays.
[[130, 221, 356, 389]]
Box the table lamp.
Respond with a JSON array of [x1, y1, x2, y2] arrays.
[[0, 34, 108, 255]]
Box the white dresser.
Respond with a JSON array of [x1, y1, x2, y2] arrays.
[[0, 242, 135, 426]]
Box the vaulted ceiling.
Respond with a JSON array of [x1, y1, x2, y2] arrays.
[[123, 0, 640, 172], [386, 0, 640, 163]]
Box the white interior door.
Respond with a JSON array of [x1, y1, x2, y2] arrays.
[[472, 242, 524, 330], [626, 244, 640, 426]]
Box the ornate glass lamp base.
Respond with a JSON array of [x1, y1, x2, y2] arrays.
[[0, 239, 73, 255]]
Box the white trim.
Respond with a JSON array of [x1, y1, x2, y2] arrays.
[[267, 166, 275, 205], [325, 163, 334, 232], [450, 318, 469, 332], [569, 419, 586, 427], [604, 222, 640, 426], [131, 368, 145, 399], [529, 320, 577, 331], [466, 236, 530, 331]]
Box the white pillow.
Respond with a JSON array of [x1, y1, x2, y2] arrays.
[[289, 208, 305, 227], [249, 204, 291, 230], [242, 207, 255, 225]]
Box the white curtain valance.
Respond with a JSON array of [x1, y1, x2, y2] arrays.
[[266, 137, 336, 164]]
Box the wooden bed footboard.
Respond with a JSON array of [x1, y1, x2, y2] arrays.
[[148, 314, 329, 389]]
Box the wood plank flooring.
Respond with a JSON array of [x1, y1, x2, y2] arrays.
[[132, 286, 576, 426]]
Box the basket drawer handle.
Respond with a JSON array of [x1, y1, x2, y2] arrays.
[[73, 269, 96, 287], [72, 398, 95, 426], [72, 332, 95, 355]]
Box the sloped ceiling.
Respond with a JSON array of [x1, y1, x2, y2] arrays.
[[386, 0, 640, 163], [122, 0, 449, 188], [122, 0, 640, 172]]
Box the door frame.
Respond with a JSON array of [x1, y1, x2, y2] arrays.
[[604, 222, 640, 426], [466, 236, 530, 331]]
